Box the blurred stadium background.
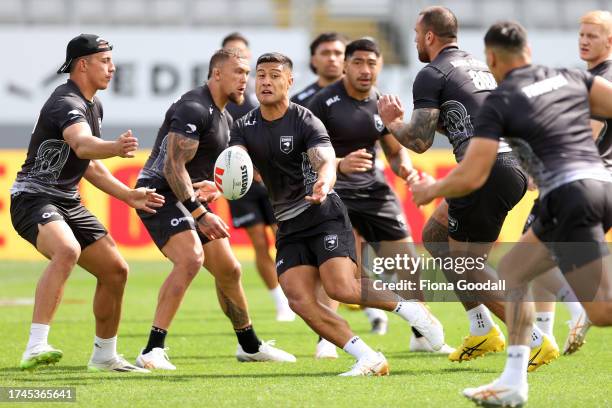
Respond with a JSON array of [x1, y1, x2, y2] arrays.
[[0, 0, 609, 260]]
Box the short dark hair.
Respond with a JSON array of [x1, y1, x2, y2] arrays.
[[207, 48, 246, 79], [256, 52, 293, 71], [345, 38, 380, 59], [484, 21, 528, 53], [419, 6, 458, 42], [309, 32, 348, 74], [222, 32, 249, 48]]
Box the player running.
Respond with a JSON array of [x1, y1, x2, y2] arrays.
[[11, 34, 164, 373], [230, 52, 446, 376], [531, 9, 612, 355], [222, 32, 294, 322], [377, 7, 552, 365], [308, 38, 452, 356], [407, 21, 612, 406], [133, 49, 295, 370]]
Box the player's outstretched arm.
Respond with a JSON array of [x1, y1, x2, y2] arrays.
[[63, 123, 138, 159], [84, 160, 164, 213], [410, 137, 498, 206], [379, 133, 419, 185], [589, 76, 612, 119], [305, 145, 336, 204], [377, 95, 438, 153]]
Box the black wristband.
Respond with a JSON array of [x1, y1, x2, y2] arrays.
[[181, 197, 201, 213], [195, 210, 208, 222]]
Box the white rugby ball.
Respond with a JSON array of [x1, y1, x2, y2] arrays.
[[213, 146, 253, 200]]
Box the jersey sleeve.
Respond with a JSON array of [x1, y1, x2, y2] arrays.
[[229, 120, 247, 148], [412, 66, 445, 109], [473, 92, 506, 141], [51, 96, 88, 132], [565, 68, 595, 91], [305, 93, 328, 125], [302, 110, 332, 149], [169, 100, 210, 140]]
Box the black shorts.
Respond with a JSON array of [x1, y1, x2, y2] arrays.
[[135, 179, 211, 250], [448, 152, 527, 242], [275, 193, 357, 276], [532, 179, 612, 273], [10, 192, 107, 249], [336, 182, 410, 242], [522, 198, 540, 234], [228, 182, 275, 228]]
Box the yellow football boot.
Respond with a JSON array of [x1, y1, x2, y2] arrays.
[[449, 325, 506, 362]]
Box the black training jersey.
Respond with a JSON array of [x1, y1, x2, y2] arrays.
[[475, 64, 611, 197], [290, 81, 323, 107], [229, 103, 332, 221], [138, 85, 232, 191], [589, 60, 612, 171], [12, 79, 103, 199], [413, 46, 511, 161], [308, 79, 387, 190]]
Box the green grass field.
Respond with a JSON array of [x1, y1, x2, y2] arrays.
[[0, 260, 610, 407]]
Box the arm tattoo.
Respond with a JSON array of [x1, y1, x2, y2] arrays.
[[164, 132, 199, 202], [218, 285, 250, 328], [307, 145, 336, 172], [389, 108, 439, 153]]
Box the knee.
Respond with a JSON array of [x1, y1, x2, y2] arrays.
[[106, 259, 129, 287], [587, 303, 612, 326], [215, 262, 242, 286], [324, 283, 358, 304], [176, 252, 204, 281], [51, 244, 81, 270]]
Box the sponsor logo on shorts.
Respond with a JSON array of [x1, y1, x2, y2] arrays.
[[324, 234, 338, 251], [170, 216, 191, 227], [448, 215, 458, 233], [233, 213, 256, 227], [280, 136, 293, 154], [276, 259, 284, 268], [41, 211, 61, 219]]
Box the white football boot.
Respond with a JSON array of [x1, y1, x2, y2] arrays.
[[135, 347, 176, 370], [236, 340, 296, 362]]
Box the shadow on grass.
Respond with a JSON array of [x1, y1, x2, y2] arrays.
[[7, 366, 497, 383]]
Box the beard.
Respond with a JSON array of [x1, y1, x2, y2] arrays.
[[417, 46, 431, 63], [228, 91, 245, 105]]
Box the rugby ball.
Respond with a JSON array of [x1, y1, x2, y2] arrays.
[[213, 146, 253, 200]]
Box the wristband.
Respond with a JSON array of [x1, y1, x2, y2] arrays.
[[182, 197, 206, 219]]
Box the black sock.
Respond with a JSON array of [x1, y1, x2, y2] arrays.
[[317, 335, 323, 343], [411, 326, 424, 338], [143, 326, 167, 354], [235, 325, 261, 354]]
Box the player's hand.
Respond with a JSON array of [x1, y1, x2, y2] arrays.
[[193, 180, 221, 203], [197, 212, 230, 240], [399, 164, 420, 186], [410, 173, 437, 206], [125, 187, 165, 213], [377, 95, 405, 127], [115, 130, 138, 158], [305, 179, 330, 204], [339, 149, 373, 173]]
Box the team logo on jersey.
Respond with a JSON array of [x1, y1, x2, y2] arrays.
[[67, 109, 83, 121], [280, 136, 293, 154], [448, 215, 458, 233], [324, 234, 339, 251], [185, 123, 197, 134], [373, 114, 385, 132], [27, 139, 70, 182]]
